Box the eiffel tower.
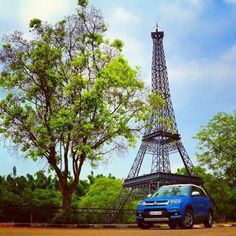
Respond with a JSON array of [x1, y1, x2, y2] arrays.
[[104, 26, 202, 224]]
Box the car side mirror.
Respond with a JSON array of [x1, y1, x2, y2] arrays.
[[147, 193, 152, 198], [192, 191, 200, 196]]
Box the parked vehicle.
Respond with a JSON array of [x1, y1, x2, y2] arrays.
[[136, 184, 213, 229]]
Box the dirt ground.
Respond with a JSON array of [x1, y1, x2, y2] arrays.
[[0, 227, 235, 236]]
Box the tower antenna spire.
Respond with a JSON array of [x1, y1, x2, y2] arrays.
[[156, 22, 159, 31]]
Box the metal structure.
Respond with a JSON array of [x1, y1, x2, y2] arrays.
[[104, 27, 202, 224]]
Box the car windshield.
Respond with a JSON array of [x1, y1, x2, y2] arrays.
[[153, 185, 190, 197]]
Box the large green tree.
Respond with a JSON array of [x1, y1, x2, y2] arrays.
[[0, 1, 162, 217], [194, 111, 236, 185], [79, 177, 122, 209], [79, 176, 136, 223], [178, 166, 236, 220]]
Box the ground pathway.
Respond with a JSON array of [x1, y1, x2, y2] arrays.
[[0, 226, 236, 236]]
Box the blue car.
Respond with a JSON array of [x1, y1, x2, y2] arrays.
[[136, 184, 213, 229]]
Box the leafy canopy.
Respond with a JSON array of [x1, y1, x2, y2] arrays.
[[0, 2, 163, 188], [79, 177, 122, 208], [178, 166, 236, 220], [194, 111, 236, 185]]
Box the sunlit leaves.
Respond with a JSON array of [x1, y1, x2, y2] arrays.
[[0, 0, 165, 211], [178, 166, 236, 220], [78, 0, 88, 7], [29, 18, 42, 29], [79, 177, 122, 208], [194, 111, 236, 185], [111, 39, 124, 52]]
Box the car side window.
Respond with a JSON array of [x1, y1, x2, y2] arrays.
[[198, 187, 207, 197], [191, 186, 206, 197]]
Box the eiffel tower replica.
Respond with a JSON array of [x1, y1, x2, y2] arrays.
[[104, 26, 202, 224]]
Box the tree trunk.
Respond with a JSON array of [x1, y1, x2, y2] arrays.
[[62, 188, 72, 212], [57, 178, 75, 223]]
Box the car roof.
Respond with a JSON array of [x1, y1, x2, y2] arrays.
[[160, 184, 207, 195], [161, 184, 202, 188]]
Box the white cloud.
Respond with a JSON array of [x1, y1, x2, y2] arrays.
[[164, 43, 236, 110], [0, 0, 235, 179], [122, 36, 146, 65], [156, 0, 205, 24], [114, 7, 140, 24], [19, 0, 76, 26], [0, 0, 77, 37], [106, 30, 148, 76], [169, 43, 236, 86]]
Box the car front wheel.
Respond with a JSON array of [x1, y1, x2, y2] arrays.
[[180, 209, 194, 229], [203, 211, 213, 228]]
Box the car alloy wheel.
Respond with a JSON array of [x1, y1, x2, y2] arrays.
[[181, 209, 194, 229]]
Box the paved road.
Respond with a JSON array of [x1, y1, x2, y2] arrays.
[[0, 227, 235, 236]]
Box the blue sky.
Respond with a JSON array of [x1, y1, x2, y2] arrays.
[[0, 0, 235, 179]]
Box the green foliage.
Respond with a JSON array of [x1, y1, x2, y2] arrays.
[[0, 170, 134, 223], [78, 0, 88, 7], [79, 177, 122, 208], [79, 176, 136, 223], [29, 18, 42, 29], [32, 188, 61, 207], [0, 0, 164, 214], [194, 111, 236, 185], [0, 1, 159, 164], [178, 166, 236, 221], [0, 170, 61, 222], [193, 111, 236, 220], [111, 39, 124, 51]]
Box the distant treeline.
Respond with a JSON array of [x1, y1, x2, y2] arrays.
[[0, 168, 128, 223], [0, 166, 235, 223]]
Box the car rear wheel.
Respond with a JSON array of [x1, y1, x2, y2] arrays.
[[137, 222, 153, 229], [180, 209, 194, 229], [203, 211, 213, 228]]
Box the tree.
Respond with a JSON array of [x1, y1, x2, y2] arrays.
[[194, 111, 236, 185], [12, 166, 17, 178], [34, 170, 48, 189], [79, 177, 122, 223], [178, 166, 236, 220], [0, 1, 162, 218], [80, 177, 122, 209], [79, 176, 137, 223]]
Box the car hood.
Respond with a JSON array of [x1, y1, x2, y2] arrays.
[[143, 195, 187, 202]]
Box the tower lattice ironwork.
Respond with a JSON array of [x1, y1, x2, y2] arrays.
[[104, 27, 202, 224]]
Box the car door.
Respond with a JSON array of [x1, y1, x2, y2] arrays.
[[191, 186, 208, 218], [196, 187, 210, 217], [191, 186, 201, 218]]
